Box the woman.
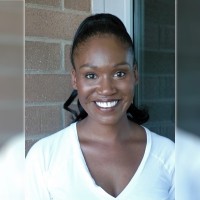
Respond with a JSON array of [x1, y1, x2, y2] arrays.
[[26, 13, 174, 200]]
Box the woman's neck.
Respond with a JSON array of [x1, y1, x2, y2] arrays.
[[77, 116, 136, 144]]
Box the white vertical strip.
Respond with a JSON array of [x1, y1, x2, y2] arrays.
[[91, 0, 105, 14], [91, 0, 133, 39], [61, 0, 65, 10], [123, 0, 133, 39], [104, 0, 124, 21]]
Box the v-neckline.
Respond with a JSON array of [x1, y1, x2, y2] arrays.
[[72, 123, 151, 199]]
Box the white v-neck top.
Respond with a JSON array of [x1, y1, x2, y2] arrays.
[[26, 123, 174, 200]]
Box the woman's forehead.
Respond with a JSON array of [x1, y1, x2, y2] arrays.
[[75, 34, 131, 53], [73, 38, 133, 69]]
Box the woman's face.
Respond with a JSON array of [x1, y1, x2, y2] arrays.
[[72, 35, 138, 125]]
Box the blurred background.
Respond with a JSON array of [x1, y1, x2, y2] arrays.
[[0, 1, 24, 199], [177, 0, 200, 199], [0, 1, 23, 147]]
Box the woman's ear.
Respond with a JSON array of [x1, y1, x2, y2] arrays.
[[71, 70, 77, 90], [133, 64, 139, 84]]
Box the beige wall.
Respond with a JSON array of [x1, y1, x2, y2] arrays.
[[25, 0, 91, 154]]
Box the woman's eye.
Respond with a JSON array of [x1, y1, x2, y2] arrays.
[[114, 71, 126, 78], [85, 73, 97, 79]]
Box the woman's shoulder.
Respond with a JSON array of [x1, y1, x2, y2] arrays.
[[144, 127, 174, 150], [26, 123, 77, 160], [143, 126, 175, 170]]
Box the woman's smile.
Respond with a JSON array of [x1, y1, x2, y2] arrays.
[[95, 100, 119, 109]]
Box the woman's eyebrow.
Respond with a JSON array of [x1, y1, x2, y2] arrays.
[[113, 62, 131, 67], [78, 64, 96, 69], [79, 62, 131, 69]]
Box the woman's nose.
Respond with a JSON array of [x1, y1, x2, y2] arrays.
[[96, 76, 117, 96]]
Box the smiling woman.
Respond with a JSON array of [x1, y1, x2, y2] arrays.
[[26, 14, 175, 200], [64, 14, 149, 125]]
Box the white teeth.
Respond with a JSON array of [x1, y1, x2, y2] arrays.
[[95, 101, 118, 108]]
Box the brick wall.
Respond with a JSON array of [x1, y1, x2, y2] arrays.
[[25, 0, 91, 154]]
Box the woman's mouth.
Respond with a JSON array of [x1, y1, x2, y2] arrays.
[[95, 100, 119, 108]]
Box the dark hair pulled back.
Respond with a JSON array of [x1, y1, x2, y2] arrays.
[[64, 13, 149, 125], [71, 13, 135, 68]]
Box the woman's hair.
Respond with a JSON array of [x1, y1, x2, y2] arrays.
[[64, 13, 149, 125], [70, 13, 135, 68]]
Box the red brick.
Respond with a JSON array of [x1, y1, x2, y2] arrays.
[[64, 0, 91, 11], [25, 74, 73, 103], [25, 0, 61, 7], [25, 105, 62, 137], [26, 41, 61, 71], [25, 8, 88, 40], [65, 44, 73, 72]]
